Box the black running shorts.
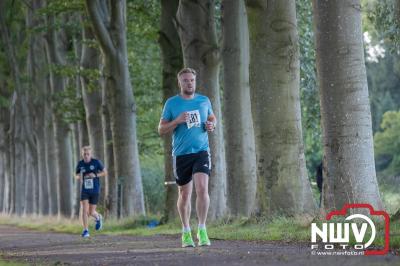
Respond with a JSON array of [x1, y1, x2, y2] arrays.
[[81, 192, 99, 205], [173, 151, 211, 186]]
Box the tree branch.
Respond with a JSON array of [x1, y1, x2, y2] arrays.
[[85, 0, 115, 56], [110, 0, 125, 49]]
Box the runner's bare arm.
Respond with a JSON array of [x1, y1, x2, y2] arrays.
[[207, 113, 217, 124], [96, 169, 107, 178], [158, 112, 188, 136], [86, 169, 107, 178]]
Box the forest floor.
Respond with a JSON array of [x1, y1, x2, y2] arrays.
[[0, 225, 399, 266]]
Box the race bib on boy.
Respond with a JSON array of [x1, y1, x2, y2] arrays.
[[84, 178, 94, 190], [186, 110, 201, 129]]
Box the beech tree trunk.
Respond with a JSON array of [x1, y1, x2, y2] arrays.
[[44, 14, 74, 217], [176, 0, 227, 219], [158, 0, 182, 223], [312, 0, 383, 211], [85, 0, 145, 216], [246, 0, 316, 216], [222, 0, 257, 216]]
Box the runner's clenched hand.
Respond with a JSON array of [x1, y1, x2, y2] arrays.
[[175, 112, 189, 124], [205, 121, 215, 132]]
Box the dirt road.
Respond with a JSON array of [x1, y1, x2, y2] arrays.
[[0, 225, 399, 265]]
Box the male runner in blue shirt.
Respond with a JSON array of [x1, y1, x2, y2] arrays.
[[158, 67, 216, 248]]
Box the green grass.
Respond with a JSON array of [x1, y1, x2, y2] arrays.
[[0, 213, 399, 250], [0, 214, 316, 244], [0, 256, 26, 266], [380, 185, 400, 215]]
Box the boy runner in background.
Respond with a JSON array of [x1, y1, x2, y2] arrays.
[[75, 146, 107, 238]]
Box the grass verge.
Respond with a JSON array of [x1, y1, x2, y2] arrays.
[[0, 213, 399, 250]]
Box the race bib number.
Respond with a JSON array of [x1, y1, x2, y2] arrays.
[[84, 178, 94, 190], [186, 110, 200, 129]]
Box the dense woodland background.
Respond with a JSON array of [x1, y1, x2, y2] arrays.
[[0, 0, 399, 221]]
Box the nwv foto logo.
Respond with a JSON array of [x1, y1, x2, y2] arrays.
[[310, 203, 390, 256]]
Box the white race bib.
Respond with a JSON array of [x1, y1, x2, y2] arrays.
[[186, 110, 201, 129], [84, 178, 94, 189]]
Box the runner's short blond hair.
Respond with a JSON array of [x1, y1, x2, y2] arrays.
[[81, 146, 91, 155], [177, 67, 197, 79]]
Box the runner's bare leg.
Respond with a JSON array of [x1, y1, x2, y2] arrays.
[[177, 181, 193, 228]]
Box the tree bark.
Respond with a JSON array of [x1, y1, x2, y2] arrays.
[[222, 0, 257, 217], [26, 0, 46, 215], [176, 0, 227, 219], [80, 18, 106, 208], [0, 122, 4, 211], [34, 108, 49, 215], [9, 93, 26, 215], [0, 86, 11, 214], [78, 118, 90, 217], [44, 78, 59, 216], [394, 0, 400, 27], [80, 18, 104, 161], [245, 0, 316, 216], [312, 0, 383, 211], [158, 0, 182, 223], [44, 14, 74, 217], [85, 0, 145, 216], [72, 123, 81, 218], [23, 141, 36, 215], [102, 85, 117, 218], [0, 3, 35, 215], [4, 109, 11, 214], [0, 111, 7, 212], [0, 149, 4, 212]]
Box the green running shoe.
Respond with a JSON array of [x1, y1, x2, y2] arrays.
[[182, 231, 195, 248], [197, 228, 211, 246]]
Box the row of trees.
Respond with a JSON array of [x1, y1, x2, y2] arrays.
[[0, 0, 390, 220], [0, 0, 146, 218]]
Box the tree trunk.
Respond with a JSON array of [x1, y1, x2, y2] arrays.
[[80, 19, 104, 161], [394, 0, 400, 27], [0, 112, 6, 212], [1, 107, 11, 213], [10, 94, 26, 215], [0, 149, 4, 212], [0, 7, 31, 215], [26, 1, 45, 215], [0, 130, 3, 212], [102, 85, 117, 218], [44, 79, 60, 216], [44, 15, 73, 217], [158, 0, 182, 223], [0, 94, 11, 214], [176, 0, 227, 219], [23, 142, 35, 216], [312, 0, 383, 211], [85, 0, 145, 216], [80, 18, 106, 208], [32, 75, 50, 215], [32, 70, 50, 216], [245, 0, 316, 216], [78, 119, 90, 216], [222, 0, 257, 217], [36, 118, 49, 216], [0, 103, 10, 213], [72, 123, 81, 218]]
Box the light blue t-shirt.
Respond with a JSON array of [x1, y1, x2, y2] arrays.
[[161, 93, 213, 156]]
